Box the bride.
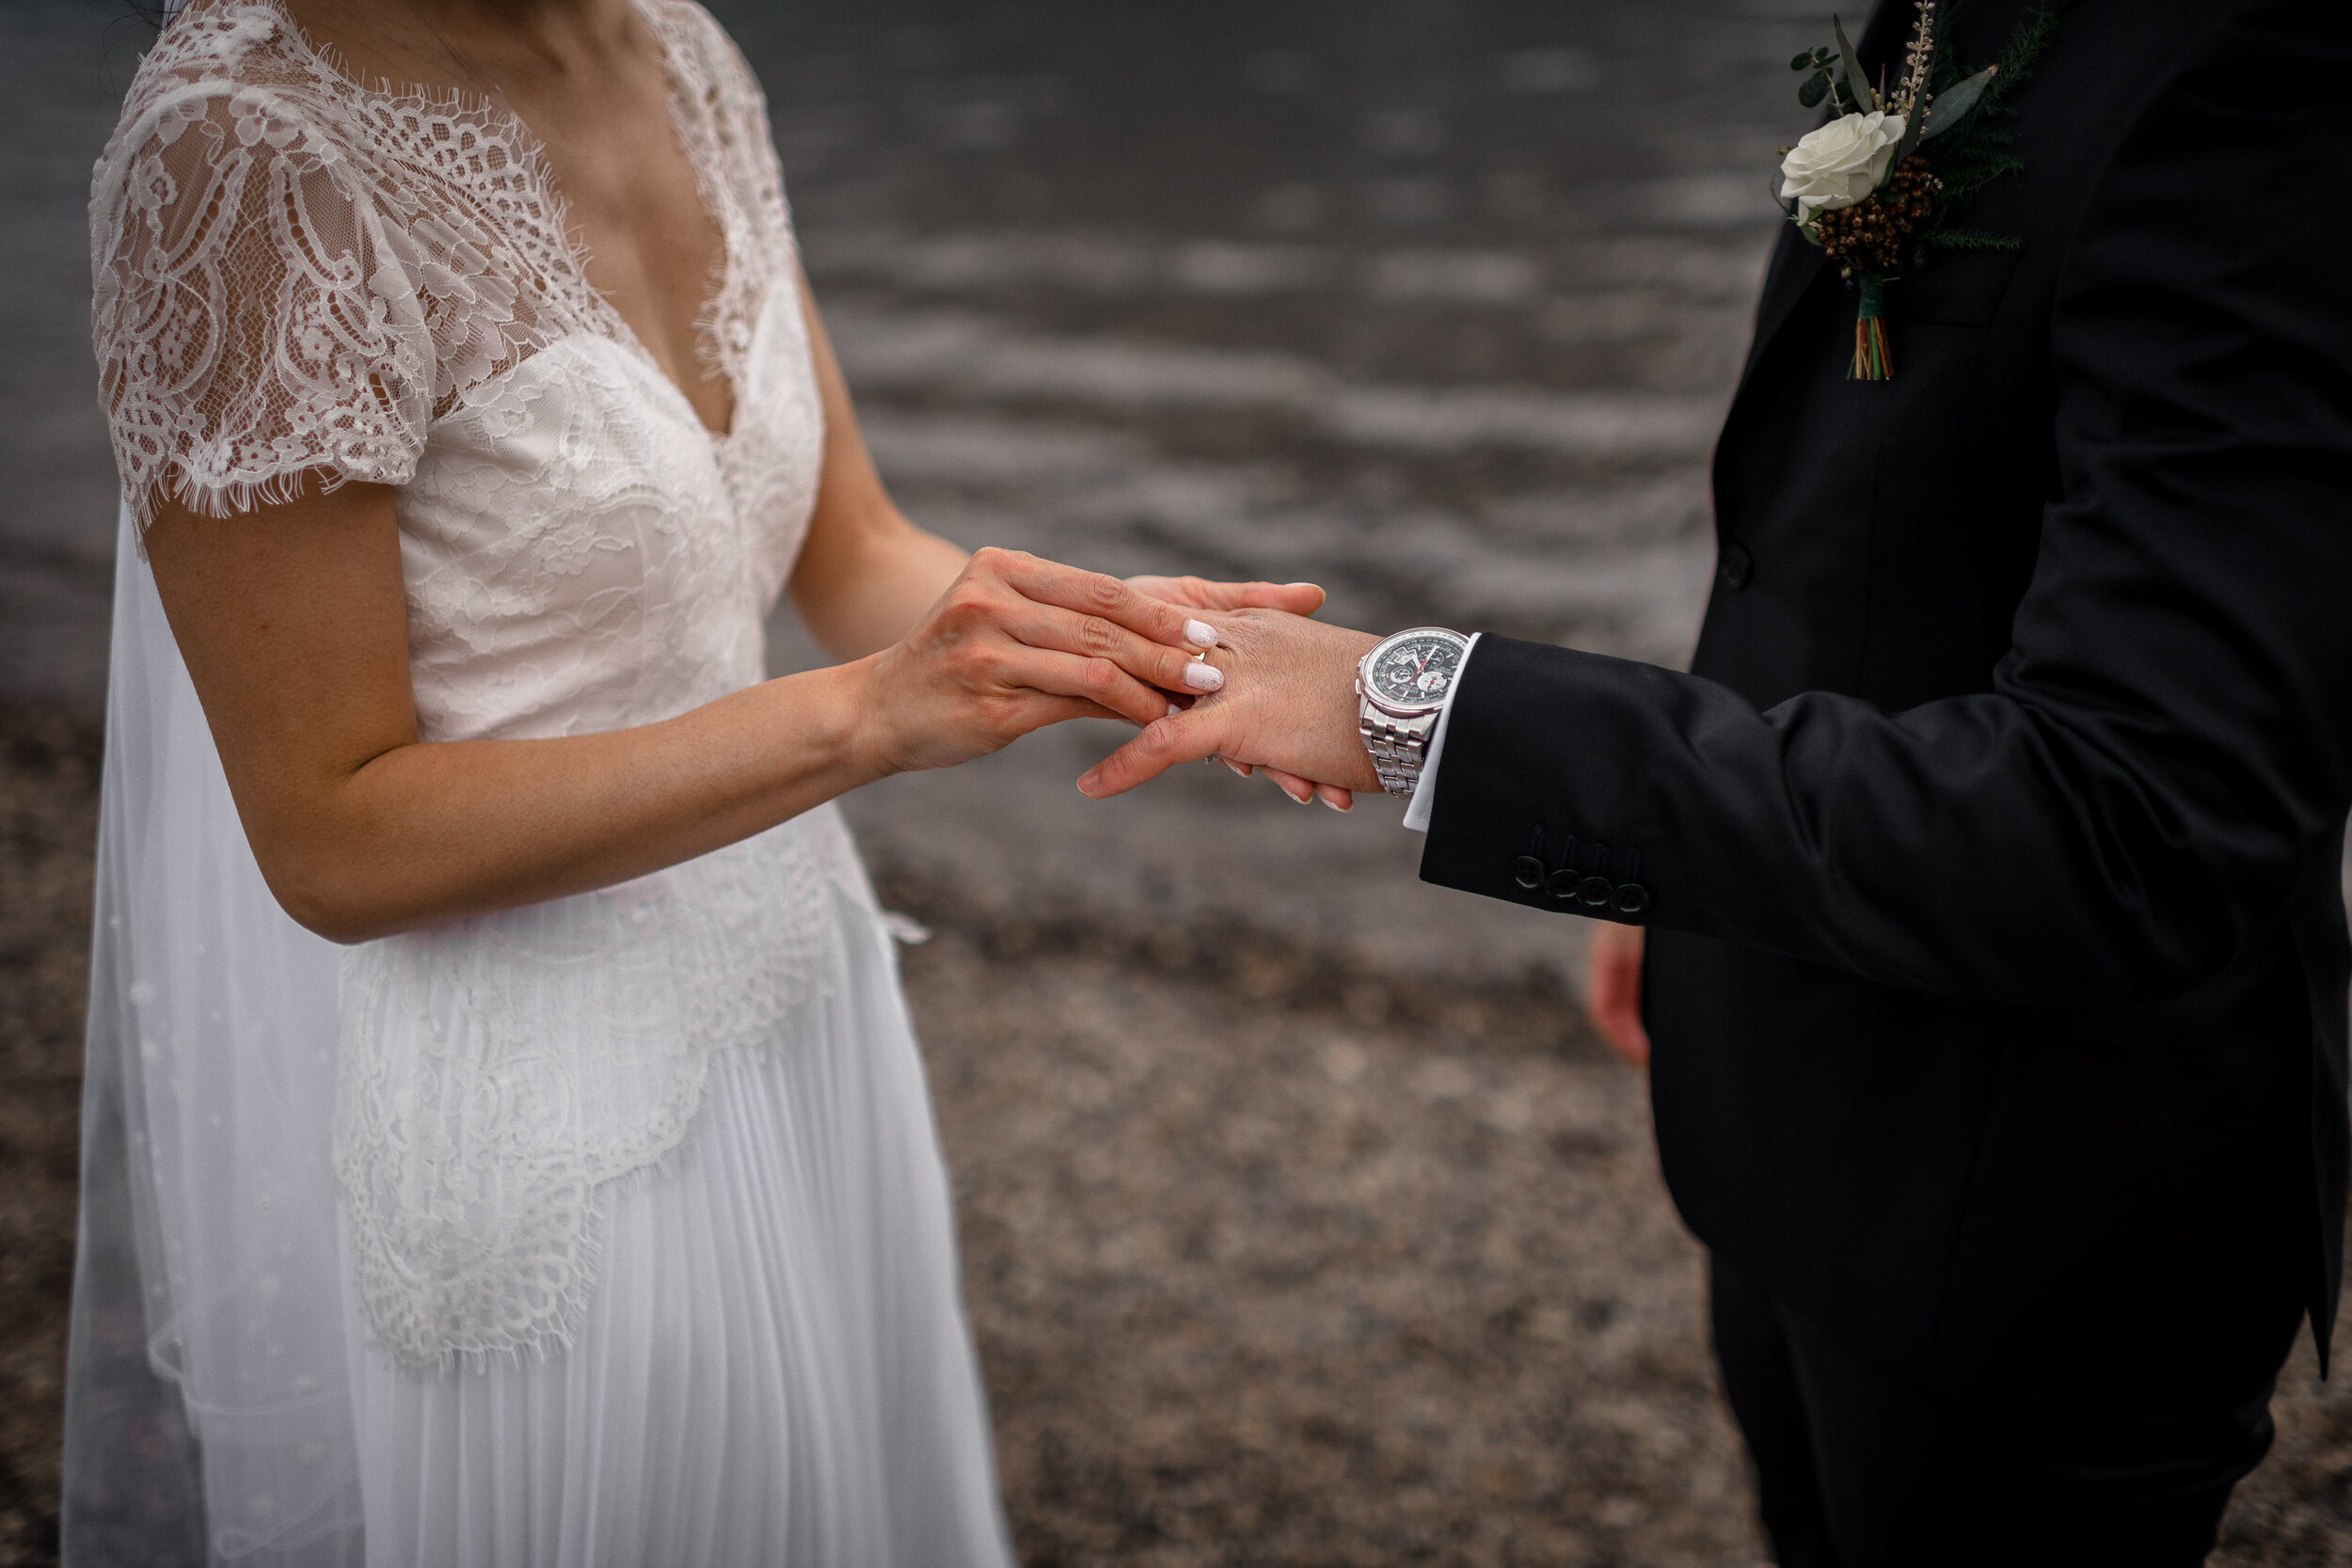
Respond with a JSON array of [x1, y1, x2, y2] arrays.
[[62, 0, 1323, 1562]]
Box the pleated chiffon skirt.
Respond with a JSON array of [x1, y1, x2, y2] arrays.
[[340, 913, 1015, 1568]]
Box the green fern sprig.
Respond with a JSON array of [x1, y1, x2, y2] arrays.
[[1912, 5, 2057, 262]]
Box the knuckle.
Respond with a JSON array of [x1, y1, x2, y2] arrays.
[[1078, 615, 1119, 655], [1080, 573, 1125, 612], [1080, 657, 1120, 692]]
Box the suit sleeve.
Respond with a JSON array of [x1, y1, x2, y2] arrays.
[[1419, 0, 2352, 1010]]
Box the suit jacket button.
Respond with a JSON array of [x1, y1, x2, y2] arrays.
[[1577, 876, 1613, 907], [1513, 855, 1545, 890], [1612, 883, 1651, 916], [1719, 544, 1754, 590], [1547, 869, 1581, 900]]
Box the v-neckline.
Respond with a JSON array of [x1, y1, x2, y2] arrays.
[[249, 0, 740, 443]]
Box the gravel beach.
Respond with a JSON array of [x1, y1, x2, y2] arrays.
[[7, 708, 2352, 1565]]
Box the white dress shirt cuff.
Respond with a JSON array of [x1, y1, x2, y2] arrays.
[[1401, 632, 1481, 833]]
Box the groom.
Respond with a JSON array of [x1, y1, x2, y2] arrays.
[[1080, 0, 2352, 1560]]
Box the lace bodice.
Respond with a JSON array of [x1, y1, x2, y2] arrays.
[[90, 0, 868, 1370]]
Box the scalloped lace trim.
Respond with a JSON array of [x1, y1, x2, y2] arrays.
[[335, 815, 874, 1373]]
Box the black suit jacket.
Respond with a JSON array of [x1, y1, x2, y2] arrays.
[[1421, 0, 2352, 1413]]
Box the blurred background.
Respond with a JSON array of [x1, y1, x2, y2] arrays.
[[3, 2, 2347, 1564]]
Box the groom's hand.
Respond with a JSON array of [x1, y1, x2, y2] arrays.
[[1126, 575, 1355, 810], [1124, 574, 1327, 618], [1076, 609, 1382, 798], [1586, 922, 1651, 1068]]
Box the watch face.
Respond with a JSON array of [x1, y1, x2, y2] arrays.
[[1368, 633, 1464, 708]]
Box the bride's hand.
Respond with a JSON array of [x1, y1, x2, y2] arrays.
[[856, 547, 1228, 776], [1125, 575, 1357, 812]]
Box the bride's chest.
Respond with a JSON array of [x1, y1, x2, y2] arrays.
[[392, 291, 824, 740]]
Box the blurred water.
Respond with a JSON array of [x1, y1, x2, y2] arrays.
[[0, 0, 1825, 989]]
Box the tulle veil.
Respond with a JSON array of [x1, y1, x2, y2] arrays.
[[60, 501, 366, 1565]]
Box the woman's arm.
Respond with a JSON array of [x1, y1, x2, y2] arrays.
[[146, 473, 1219, 946], [786, 267, 971, 659]]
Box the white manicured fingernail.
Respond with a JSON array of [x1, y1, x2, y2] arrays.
[[1184, 619, 1217, 648], [1321, 794, 1351, 813], [1168, 702, 1183, 717], [1182, 662, 1224, 692], [1221, 757, 1250, 779]]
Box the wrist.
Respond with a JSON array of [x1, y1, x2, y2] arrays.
[[1336, 629, 1386, 792], [795, 656, 898, 791]]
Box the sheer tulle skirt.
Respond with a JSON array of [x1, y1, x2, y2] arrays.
[[342, 918, 1014, 1568]]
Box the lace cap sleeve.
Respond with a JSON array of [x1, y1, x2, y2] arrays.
[[91, 16, 435, 528]]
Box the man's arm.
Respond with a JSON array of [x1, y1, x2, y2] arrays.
[[1086, 0, 2352, 1010], [1423, 0, 2352, 1007]]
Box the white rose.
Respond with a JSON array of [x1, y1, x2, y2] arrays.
[[1778, 110, 1907, 218]]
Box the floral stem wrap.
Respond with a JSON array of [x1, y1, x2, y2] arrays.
[[1850, 276, 1894, 381]]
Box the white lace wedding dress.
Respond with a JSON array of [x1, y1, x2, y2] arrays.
[[63, 3, 1015, 1563]]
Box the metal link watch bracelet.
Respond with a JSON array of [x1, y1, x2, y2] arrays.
[[1355, 626, 1470, 799]]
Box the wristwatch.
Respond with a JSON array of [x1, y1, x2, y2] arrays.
[[1357, 626, 1470, 798]]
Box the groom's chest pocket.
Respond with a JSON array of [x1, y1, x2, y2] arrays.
[[1894, 246, 2027, 329]]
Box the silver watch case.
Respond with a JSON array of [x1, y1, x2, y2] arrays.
[[1357, 627, 1470, 798]]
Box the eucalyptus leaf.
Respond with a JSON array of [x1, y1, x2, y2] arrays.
[[1834, 15, 1877, 113], [1798, 73, 1830, 108], [1922, 64, 1999, 138], [1791, 50, 1815, 71]]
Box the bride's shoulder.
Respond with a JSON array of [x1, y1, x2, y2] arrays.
[[103, 2, 347, 150], [93, 1, 393, 237], [89, 1, 442, 530]]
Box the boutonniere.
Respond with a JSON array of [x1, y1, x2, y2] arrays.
[[1776, 2, 2058, 379]]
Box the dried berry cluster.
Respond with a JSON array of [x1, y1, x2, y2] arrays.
[[1812, 155, 1944, 277]]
